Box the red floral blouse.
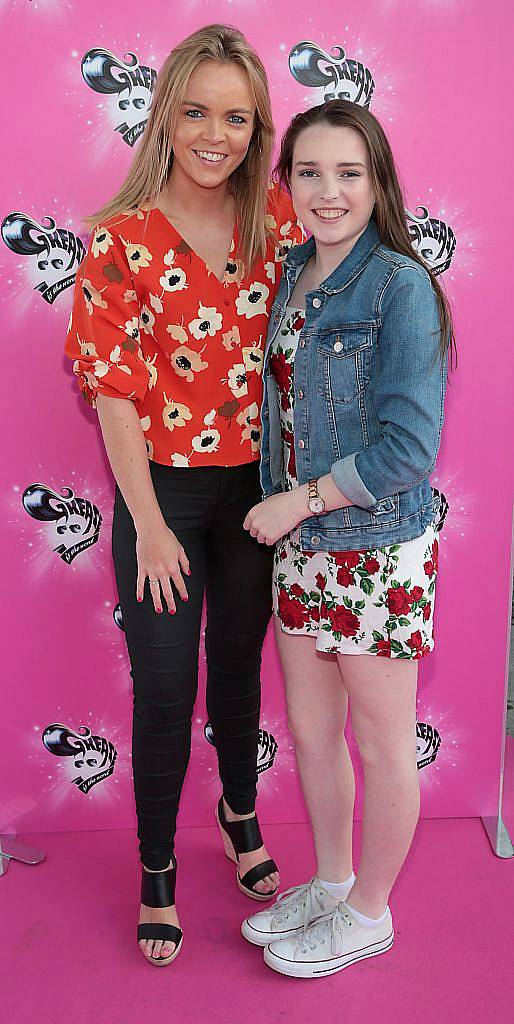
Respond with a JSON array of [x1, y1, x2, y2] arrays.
[[65, 184, 303, 467]]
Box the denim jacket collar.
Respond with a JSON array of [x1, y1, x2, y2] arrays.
[[284, 217, 381, 295]]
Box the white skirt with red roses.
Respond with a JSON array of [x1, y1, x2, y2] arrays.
[[272, 524, 439, 658]]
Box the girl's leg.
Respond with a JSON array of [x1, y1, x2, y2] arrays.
[[275, 622, 354, 882], [205, 463, 276, 893], [112, 473, 209, 960], [336, 654, 420, 918]]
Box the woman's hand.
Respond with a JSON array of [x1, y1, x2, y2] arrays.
[[243, 489, 307, 546], [136, 519, 190, 614]]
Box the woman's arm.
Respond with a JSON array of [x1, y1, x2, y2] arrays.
[[97, 395, 190, 613]]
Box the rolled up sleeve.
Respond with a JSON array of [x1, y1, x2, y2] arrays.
[[64, 227, 149, 407], [331, 266, 447, 509]]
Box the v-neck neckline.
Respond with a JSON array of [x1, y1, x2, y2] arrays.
[[150, 205, 238, 286]]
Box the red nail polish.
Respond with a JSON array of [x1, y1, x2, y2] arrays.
[[137, 597, 142, 603]]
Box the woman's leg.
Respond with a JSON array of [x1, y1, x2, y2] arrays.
[[112, 471, 210, 959], [205, 463, 276, 893], [336, 654, 420, 918], [275, 623, 354, 882]]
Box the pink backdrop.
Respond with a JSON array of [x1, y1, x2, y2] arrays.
[[1, 0, 512, 838]]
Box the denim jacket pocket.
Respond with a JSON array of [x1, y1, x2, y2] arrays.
[[317, 325, 373, 405]]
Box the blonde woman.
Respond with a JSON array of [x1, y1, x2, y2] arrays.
[[65, 24, 302, 966]]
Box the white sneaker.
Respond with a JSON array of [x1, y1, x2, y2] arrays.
[[241, 878, 338, 947], [263, 901, 394, 978]]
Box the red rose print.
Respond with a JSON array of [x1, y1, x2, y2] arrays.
[[387, 585, 413, 616], [406, 630, 423, 652], [422, 602, 431, 621], [410, 586, 424, 602], [290, 582, 304, 598], [363, 557, 380, 574], [270, 352, 292, 410], [278, 589, 309, 630], [283, 429, 296, 478], [280, 548, 287, 560], [292, 312, 305, 331], [311, 606, 320, 622], [328, 604, 360, 637], [332, 551, 362, 569], [432, 539, 439, 572], [376, 638, 391, 657], [424, 560, 434, 577], [336, 566, 353, 587], [315, 572, 326, 591]]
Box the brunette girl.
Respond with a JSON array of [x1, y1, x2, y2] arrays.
[[65, 24, 302, 966], [242, 99, 454, 978]]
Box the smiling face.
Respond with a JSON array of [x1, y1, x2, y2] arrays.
[[290, 123, 376, 260], [171, 59, 256, 190]]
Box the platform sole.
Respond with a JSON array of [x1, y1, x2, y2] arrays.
[[215, 805, 278, 902]]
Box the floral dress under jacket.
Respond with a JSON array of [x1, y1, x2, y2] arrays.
[[271, 308, 439, 659]]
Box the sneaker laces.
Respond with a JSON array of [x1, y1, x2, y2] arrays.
[[271, 878, 328, 929], [296, 903, 353, 955]]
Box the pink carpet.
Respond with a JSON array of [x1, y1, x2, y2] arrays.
[[2, 817, 513, 1024]]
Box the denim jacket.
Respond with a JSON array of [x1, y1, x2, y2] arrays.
[[260, 218, 447, 550]]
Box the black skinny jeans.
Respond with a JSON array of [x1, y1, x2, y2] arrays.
[[112, 461, 273, 871]]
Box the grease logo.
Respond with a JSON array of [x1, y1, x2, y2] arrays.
[[42, 724, 117, 794], [204, 722, 278, 775], [289, 40, 375, 108], [416, 720, 441, 770], [81, 48, 157, 147], [406, 206, 456, 276], [22, 483, 102, 564], [1, 213, 85, 304], [432, 487, 449, 534]]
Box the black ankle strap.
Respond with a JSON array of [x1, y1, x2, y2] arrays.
[[141, 856, 177, 908], [218, 797, 263, 854]]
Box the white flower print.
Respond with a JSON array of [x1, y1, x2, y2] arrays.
[[81, 278, 107, 316], [145, 353, 158, 390], [236, 402, 259, 428], [204, 409, 217, 426], [163, 248, 176, 266], [265, 213, 277, 231], [235, 281, 269, 319], [120, 238, 152, 274], [170, 345, 208, 382], [242, 345, 263, 375], [91, 226, 114, 258], [171, 453, 190, 467], [109, 345, 122, 364], [225, 363, 248, 399], [222, 325, 241, 351], [124, 317, 140, 342], [124, 289, 138, 303], [139, 415, 151, 432], [188, 304, 223, 341], [264, 261, 276, 284], [149, 292, 163, 313], [77, 335, 98, 358], [192, 429, 221, 454], [166, 324, 189, 345], [140, 305, 155, 335], [162, 394, 192, 432], [93, 359, 110, 378], [160, 266, 187, 292]]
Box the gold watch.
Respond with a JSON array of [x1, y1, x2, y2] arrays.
[[307, 478, 325, 515]]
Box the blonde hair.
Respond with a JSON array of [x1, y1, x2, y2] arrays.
[[87, 24, 275, 270]]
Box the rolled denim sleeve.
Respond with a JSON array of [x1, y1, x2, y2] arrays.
[[331, 265, 447, 508]]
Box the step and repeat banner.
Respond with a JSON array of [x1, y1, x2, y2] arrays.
[[1, 0, 512, 835]]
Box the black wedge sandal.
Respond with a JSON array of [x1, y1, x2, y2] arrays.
[[137, 856, 183, 967], [215, 796, 279, 902]]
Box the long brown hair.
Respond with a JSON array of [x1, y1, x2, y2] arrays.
[[87, 24, 275, 271], [274, 100, 456, 367]]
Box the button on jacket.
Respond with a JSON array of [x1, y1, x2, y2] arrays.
[[260, 218, 448, 550]]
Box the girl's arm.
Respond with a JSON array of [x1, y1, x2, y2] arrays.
[[96, 395, 189, 614]]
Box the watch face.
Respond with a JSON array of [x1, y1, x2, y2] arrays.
[[309, 497, 325, 515]]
